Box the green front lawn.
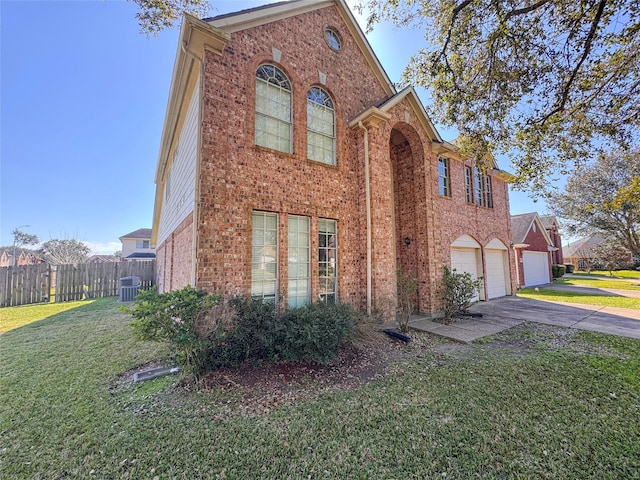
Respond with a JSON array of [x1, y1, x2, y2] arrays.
[[573, 270, 640, 279], [518, 288, 640, 309], [1, 299, 639, 478], [554, 277, 640, 291]]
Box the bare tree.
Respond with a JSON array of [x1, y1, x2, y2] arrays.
[[40, 239, 91, 266]]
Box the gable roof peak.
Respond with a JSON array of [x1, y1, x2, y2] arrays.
[[206, 0, 396, 96]]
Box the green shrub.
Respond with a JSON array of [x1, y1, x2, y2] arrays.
[[126, 286, 227, 377], [552, 264, 566, 279], [279, 302, 356, 363], [438, 266, 483, 323], [207, 297, 356, 369], [209, 296, 283, 368]]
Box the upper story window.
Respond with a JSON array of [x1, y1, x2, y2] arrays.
[[474, 167, 485, 206], [307, 87, 336, 165], [464, 166, 473, 203], [255, 64, 292, 153], [437, 157, 451, 196], [324, 28, 341, 51], [136, 240, 150, 249], [467, 166, 493, 208]]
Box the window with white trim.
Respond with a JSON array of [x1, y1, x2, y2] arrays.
[[318, 218, 337, 304], [438, 157, 451, 196], [288, 215, 310, 308], [136, 240, 150, 249], [251, 211, 278, 301], [255, 64, 292, 153], [307, 87, 335, 165], [474, 167, 485, 206], [485, 175, 493, 208], [467, 166, 493, 208], [464, 166, 473, 203]]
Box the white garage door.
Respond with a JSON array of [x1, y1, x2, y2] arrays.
[[523, 251, 550, 287], [451, 248, 479, 301], [485, 250, 507, 298]]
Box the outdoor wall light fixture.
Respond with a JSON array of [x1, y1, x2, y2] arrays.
[[404, 237, 411, 246]]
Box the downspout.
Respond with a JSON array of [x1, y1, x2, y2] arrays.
[[358, 121, 372, 316]]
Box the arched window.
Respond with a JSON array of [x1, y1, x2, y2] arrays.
[[255, 64, 292, 153], [307, 87, 335, 165]]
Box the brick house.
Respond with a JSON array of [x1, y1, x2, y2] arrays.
[[510, 212, 556, 287], [151, 0, 516, 317], [540, 215, 564, 265]]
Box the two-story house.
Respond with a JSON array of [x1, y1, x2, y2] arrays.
[[151, 0, 516, 317], [119, 228, 156, 262]]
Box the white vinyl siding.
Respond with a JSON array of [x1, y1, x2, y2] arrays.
[[252, 212, 278, 301], [288, 216, 310, 308], [157, 77, 200, 246]]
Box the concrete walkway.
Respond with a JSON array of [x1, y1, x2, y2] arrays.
[[409, 287, 640, 342]]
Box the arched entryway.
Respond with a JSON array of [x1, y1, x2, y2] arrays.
[[389, 124, 426, 311]]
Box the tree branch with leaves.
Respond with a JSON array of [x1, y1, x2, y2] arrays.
[[357, 0, 640, 193]]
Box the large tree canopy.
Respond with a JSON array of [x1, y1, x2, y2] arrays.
[[549, 151, 640, 259], [359, 0, 640, 193]]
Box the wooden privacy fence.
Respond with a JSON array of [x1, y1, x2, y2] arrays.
[[0, 263, 50, 307], [0, 261, 156, 307]]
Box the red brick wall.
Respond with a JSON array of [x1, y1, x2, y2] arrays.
[[186, 5, 514, 314], [196, 6, 387, 308], [156, 213, 193, 293], [524, 225, 551, 252]]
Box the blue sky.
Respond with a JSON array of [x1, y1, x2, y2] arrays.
[[1, 0, 545, 254]]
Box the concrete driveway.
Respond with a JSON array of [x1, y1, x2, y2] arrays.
[[410, 287, 640, 342]]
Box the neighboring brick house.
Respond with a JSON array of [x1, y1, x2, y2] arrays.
[[151, 0, 516, 317], [119, 228, 156, 262], [540, 215, 564, 265], [0, 249, 43, 267], [510, 212, 556, 287], [564, 235, 601, 270]]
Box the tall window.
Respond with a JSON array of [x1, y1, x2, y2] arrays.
[[466, 166, 493, 208], [251, 211, 278, 301], [307, 87, 335, 165], [318, 219, 337, 303], [255, 64, 292, 153], [484, 175, 493, 208], [474, 167, 485, 206], [288, 216, 310, 308], [464, 166, 473, 203], [437, 157, 451, 196]]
